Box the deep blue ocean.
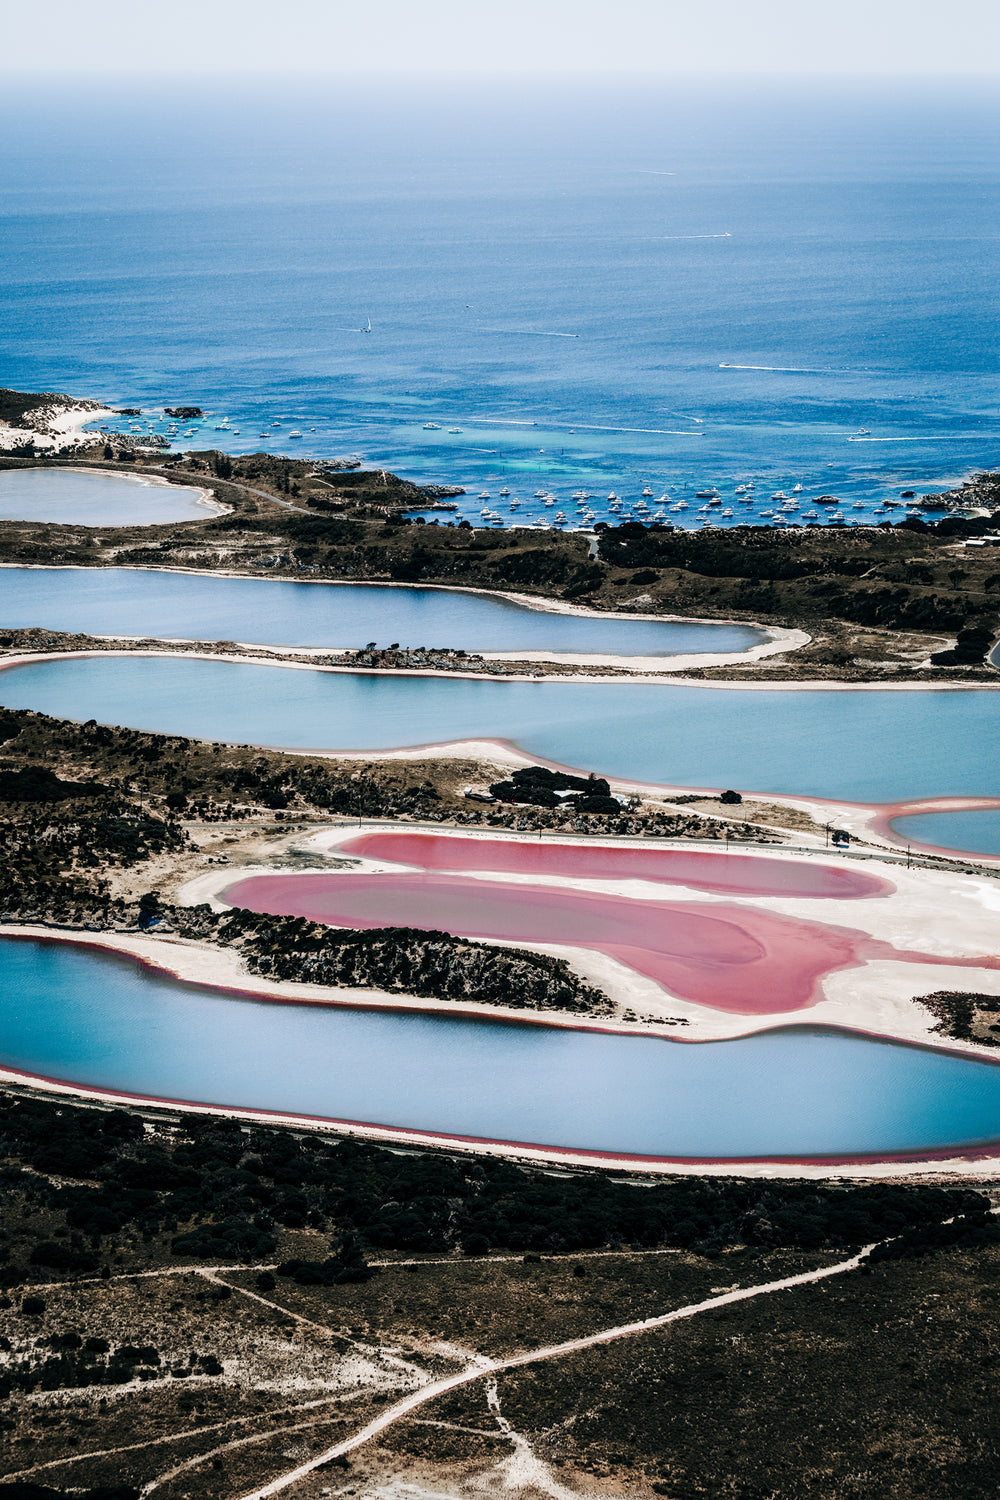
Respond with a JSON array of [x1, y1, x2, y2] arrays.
[[1, 75, 997, 530]]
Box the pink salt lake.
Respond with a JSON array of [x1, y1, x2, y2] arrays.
[[223, 838, 995, 1015]]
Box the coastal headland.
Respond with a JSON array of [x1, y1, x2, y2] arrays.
[[1, 388, 999, 683], [3, 389, 1000, 1499]]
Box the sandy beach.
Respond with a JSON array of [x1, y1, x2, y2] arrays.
[[0, 398, 114, 452]]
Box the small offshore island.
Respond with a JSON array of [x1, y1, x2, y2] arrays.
[[2, 389, 1000, 1500]]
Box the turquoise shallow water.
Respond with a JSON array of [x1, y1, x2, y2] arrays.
[[890, 810, 1000, 858], [3, 938, 1000, 1160], [1, 654, 997, 806], [0, 470, 212, 525], [0, 568, 763, 657]]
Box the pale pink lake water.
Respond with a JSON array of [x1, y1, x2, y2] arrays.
[[337, 832, 893, 899], [221, 869, 990, 1015]]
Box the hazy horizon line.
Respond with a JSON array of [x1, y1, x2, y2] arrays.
[[2, 67, 998, 82]]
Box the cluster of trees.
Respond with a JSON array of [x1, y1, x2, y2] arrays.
[[916, 990, 1000, 1047], [930, 623, 997, 667], [868, 1210, 1000, 1262], [0, 1332, 224, 1400], [489, 765, 621, 816], [275, 1236, 374, 1285], [0, 765, 108, 802], [591, 517, 1000, 636], [0, 807, 183, 913], [216, 910, 613, 1015], [0, 1334, 223, 1405], [0, 1091, 988, 1289]]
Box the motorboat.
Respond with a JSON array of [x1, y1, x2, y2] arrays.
[[696, 488, 720, 499], [423, 423, 441, 430]]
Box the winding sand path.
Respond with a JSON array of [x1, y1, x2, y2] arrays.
[[236, 1245, 876, 1500]]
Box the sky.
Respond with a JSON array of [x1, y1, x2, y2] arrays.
[[8, 0, 1000, 76]]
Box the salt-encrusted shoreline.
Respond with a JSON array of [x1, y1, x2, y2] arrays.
[[4, 641, 1000, 693]]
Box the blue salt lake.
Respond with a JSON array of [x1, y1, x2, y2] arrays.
[[1, 654, 998, 806], [0, 567, 764, 657], [890, 809, 1000, 859], [0, 469, 216, 526], [3, 937, 1000, 1161]]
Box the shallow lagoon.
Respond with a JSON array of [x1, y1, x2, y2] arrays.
[[0, 567, 764, 657], [0, 470, 215, 525], [891, 809, 1000, 858], [2, 653, 999, 806], [4, 938, 1000, 1160]]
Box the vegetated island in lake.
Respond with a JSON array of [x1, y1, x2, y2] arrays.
[[1, 387, 999, 682]]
